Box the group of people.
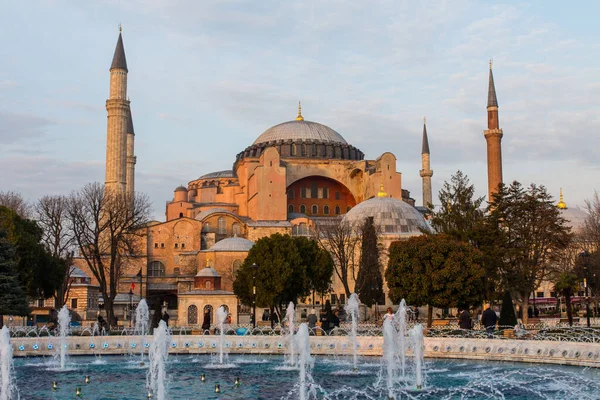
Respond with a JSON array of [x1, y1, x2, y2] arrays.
[[201, 308, 232, 333], [458, 304, 499, 338]]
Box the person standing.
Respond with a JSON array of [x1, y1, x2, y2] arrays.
[[459, 308, 472, 331], [307, 309, 317, 333], [481, 304, 497, 338], [161, 311, 170, 327], [201, 309, 211, 333]]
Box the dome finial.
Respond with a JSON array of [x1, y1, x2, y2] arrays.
[[296, 101, 304, 121], [557, 188, 567, 209], [377, 180, 387, 198]]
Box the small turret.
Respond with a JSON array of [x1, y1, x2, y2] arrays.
[[174, 185, 188, 202]]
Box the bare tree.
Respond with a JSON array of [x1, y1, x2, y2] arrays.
[[34, 195, 75, 309], [67, 183, 151, 326], [583, 191, 600, 252], [315, 218, 361, 298], [0, 191, 30, 218]]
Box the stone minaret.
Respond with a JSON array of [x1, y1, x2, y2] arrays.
[[419, 117, 433, 207], [126, 109, 136, 200], [105, 29, 130, 195], [484, 61, 503, 201]]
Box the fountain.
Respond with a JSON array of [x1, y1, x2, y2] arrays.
[[284, 301, 296, 367], [394, 299, 407, 377], [381, 317, 396, 399], [295, 323, 315, 400], [409, 324, 424, 390], [344, 293, 360, 372], [134, 299, 149, 363], [57, 305, 71, 370], [0, 326, 17, 400], [147, 320, 169, 400], [216, 306, 228, 365]]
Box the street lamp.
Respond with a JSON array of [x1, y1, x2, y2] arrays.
[[251, 263, 258, 329], [128, 289, 134, 328], [580, 251, 591, 328]]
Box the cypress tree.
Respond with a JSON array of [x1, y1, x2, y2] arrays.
[[499, 290, 518, 327], [0, 230, 30, 325], [355, 217, 384, 307]]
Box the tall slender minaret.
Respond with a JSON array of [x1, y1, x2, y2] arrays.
[[419, 117, 433, 207], [126, 108, 136, 200], [484, 60, 503, 201], [105, 28, 130, 195]]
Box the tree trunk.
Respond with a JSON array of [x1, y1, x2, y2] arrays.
[[105, 297, 115, 328], [521, 298, 529, 325], [427, 305, 433, 328], [565, 294, 573, 326]]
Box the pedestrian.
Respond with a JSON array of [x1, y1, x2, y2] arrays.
[[300, 308, 307, 321], [459, 307, 472, 331], [481, 304, 498, 338], [262, 309, 269, 322], [332, 310, 340, 329], [161, 311, 170, 327], [323, 300, 334, 334], [201, 309, 211, 333], [383, 307, 394, 322], [534, 307, 539, 318], [527, 306, 533, 319], [307, 309, 317, 333], [414, 306, 420, 323]]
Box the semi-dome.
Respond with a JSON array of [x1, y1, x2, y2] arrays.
[[253, 120, 347, 146], [342, 194, 429, 236], [199, 170, 237, 180], [196, 267, 220, 277], [210, 236, 255, 252]]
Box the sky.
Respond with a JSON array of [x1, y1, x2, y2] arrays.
[[1, 0, 598, 220]]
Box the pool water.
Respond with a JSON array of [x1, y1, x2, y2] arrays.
[[14, 354, 600, 399]]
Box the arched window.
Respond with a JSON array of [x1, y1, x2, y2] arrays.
[[203, 305, 213, 327], [148, 261, 165, 277], [311, 205, 318, 215], [301, 187, 307, 198], [335, 206, 341, 215], [217, 217, 226, 234], [188, 305, 198, 325], [299, 204, 306, 214], [288, 204, 294, 214], [179, 212, 184, 218], [324, 205, 330, 215], [294, 223, 308, 236], [202, 222, 212, 233], [301, 144, 306, 156], [232, 260, 242, 277], [346, 206, 352, 212], [291, 143, 297, 155], [232, 222, 241, 236], [205, 281, 212, 290]]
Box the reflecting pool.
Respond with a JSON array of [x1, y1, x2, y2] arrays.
[[14, 355, 600, 399]]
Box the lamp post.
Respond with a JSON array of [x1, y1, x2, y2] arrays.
[[580, 251, 591, 328], [128, 289, 134, 328], [251, 263, 258, 329]]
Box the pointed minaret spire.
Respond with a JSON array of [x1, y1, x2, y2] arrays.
[[484, 60, 504, 202], [487, 60, 498, 108], [110, 29, 128, 72], [420, 117, 433, 207], [421, 116, 430, 154], [126, 108, 136, 202]]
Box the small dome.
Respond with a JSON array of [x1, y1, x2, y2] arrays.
[[175, 185, 187, 192], [210, 236, 255, 252], [342, 196, 428, 235], [253, 120, 347, 146], [195, 208, 237, 221], [199, 170, 237, 180], [196, 267, 220, 277], [69, 266, 89, 278]]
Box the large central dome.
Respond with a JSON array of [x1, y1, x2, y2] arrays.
[[253, 120, 347, 146]]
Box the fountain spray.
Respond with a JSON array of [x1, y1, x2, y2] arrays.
[[216, 306, 228, 365], [344, 293, 360, 372], [147, 320, 169, 400], [295, 323, 314, 400], [409, 324, 425, 390], [394, 299, 407, 377], [0, 326, 17, 400], [135, 299, 149, 364], [285, 302, 296, 367], [57, 305, 71, 370]]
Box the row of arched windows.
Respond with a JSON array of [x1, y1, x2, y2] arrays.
[[202, 218, 241, 235], [288, 204, 351, 215]]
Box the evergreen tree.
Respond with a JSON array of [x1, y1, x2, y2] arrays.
[[0, 230, 30, 325], [498, 290, 517, 327], [355, 217, 384, 307]]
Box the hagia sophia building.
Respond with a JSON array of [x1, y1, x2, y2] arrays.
[[67, 31, 585, 326]]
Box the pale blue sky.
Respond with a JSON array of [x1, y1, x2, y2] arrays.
[[1, 1, 598, 219]]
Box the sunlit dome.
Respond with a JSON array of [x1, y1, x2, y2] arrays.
[[253, 103, 347, 146], [342, 192, 429, 236], [210, 236, 255, 252]]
